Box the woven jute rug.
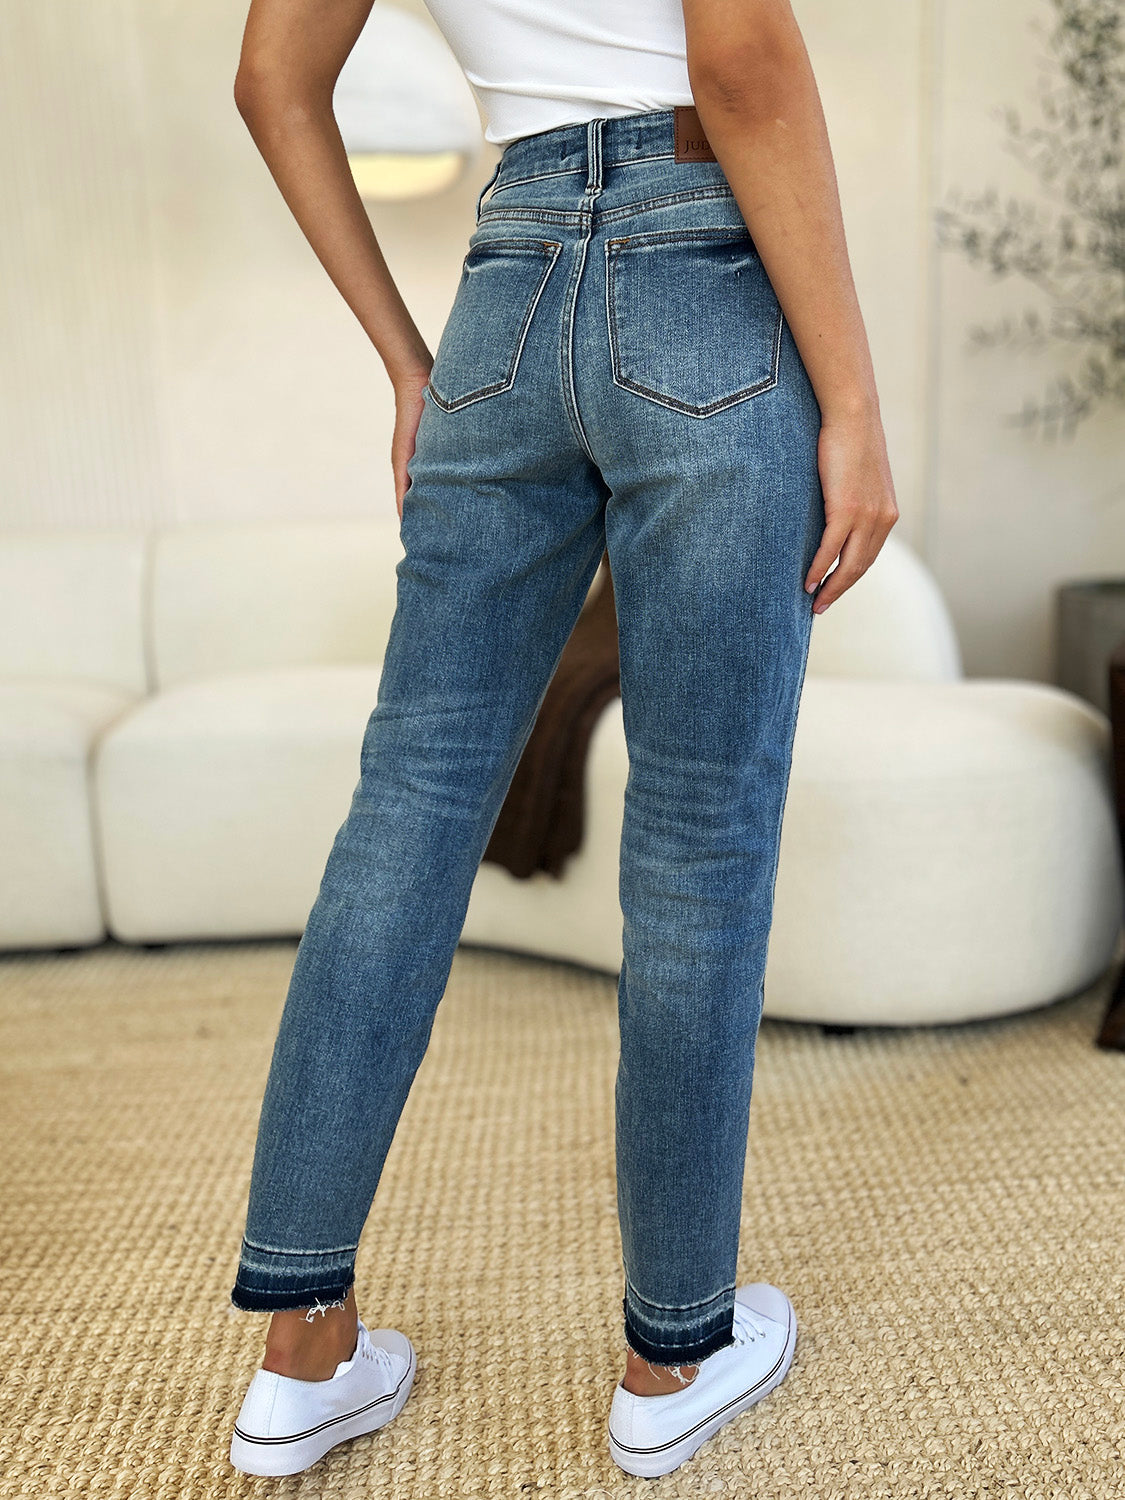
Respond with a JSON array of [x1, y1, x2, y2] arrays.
[[1, 937, 1122, 1499]]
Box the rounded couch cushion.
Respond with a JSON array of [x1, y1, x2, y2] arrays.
[[96, 663, 382, 747], [766, 678, 1123, 1024], [93, 665, 384, 941], [0, 679, 138, 946], [805, 533, 963, 683], [0, 679, 136, 757], [150, 520, 402, 690], [0, 532, 147, 695]]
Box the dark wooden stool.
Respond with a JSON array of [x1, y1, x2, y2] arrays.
[[1096, 636, 1125, 1050]]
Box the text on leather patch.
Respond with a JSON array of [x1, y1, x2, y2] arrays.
[[673, 104, 717, 162]]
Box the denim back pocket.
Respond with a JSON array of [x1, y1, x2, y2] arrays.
[[427, 237, 563, 412], [605, 227, 783, 417]]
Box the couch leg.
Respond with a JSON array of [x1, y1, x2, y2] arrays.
[[820, 1023, 857, 1036], [1095, 962, 1125, 1051], [141, 941, 169, 951]]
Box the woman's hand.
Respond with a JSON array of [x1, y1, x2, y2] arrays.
[[805, 408, 900, 613], [684, 4, 901, 612], [391, 368, 432, 522]]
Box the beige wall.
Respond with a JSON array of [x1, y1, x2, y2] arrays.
[[2, 0, 1120, 679], [929, 0, 1124, 678], [0, 0, 484, 532]]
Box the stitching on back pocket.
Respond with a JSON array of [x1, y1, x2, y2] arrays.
[[604, 227, 783, 417], [427, 238, 563, 412]]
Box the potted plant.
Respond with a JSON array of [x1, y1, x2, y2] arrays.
[[934, 0, 1124, 439]]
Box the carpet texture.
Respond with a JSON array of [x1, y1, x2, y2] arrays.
[[1, 938, 1122, 1499]]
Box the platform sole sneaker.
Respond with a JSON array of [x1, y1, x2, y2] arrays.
[[230, 1318, 416, 1477], [608, 1283, 797, 1478]]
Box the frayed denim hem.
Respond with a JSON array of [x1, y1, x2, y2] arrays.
[[622, 1284, 737, 1366], [230, 1276, 356, 1315], [230, 1237, 357, 1315]]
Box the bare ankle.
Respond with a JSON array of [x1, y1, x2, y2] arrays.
[[622, 1348, 700, 1396], [262, 1288, 359, 1381]]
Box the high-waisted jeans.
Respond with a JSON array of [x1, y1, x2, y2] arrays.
[[230, 107, 824, 1366]]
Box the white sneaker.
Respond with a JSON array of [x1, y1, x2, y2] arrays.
[[229, 1317, 416, 1477], [608, 1283, 797, 1478]]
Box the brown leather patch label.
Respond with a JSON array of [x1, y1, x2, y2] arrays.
[[673, 104, 717, 162]]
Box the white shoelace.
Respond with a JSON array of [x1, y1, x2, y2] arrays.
[[355, 1323, 397, 1380], [731, 1302, 770, 1346]]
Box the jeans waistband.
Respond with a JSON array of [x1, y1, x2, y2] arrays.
[[494, 108, 685, 195]]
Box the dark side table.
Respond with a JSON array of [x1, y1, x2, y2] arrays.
[[1097, 635, 1125, 1050]]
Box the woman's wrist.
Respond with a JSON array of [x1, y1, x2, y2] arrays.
[[384, 349, 433, 394], [817, 386, 881, 424]]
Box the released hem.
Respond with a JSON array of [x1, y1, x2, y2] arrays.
[[622, 1285, 737, 1366], [229, 1275, 356, 1314], [230, 1236, 358, 1313]]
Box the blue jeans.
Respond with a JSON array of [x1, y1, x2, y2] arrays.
[[230, 108, 824, 1366]]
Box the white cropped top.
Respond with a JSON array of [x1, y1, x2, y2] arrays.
[[418, 0, 696, 146]]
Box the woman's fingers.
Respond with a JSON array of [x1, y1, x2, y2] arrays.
[[803, 512, 853, 599], [807, 503, 897, 613], [806, 413, 900, 613], [390, 372, 430, 523], [391, 444, 410, 522], [810, 526, 869, 613]]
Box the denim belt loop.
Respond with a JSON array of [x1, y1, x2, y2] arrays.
[[474, 155, 503, 221], [585, 116, 604, 197]]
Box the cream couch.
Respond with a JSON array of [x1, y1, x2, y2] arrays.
[[2, 519, 1120, 1025]]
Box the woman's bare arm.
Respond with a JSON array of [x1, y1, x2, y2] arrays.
[[233, 0, 432, 517], [682, 0, 899, 611]]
